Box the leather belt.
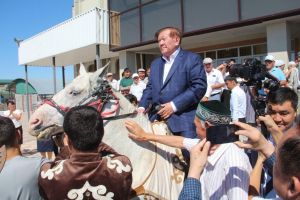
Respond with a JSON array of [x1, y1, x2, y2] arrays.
[[211, 92, 220, 97]]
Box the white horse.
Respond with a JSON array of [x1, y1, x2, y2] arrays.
[[28, 62, 185, 200]]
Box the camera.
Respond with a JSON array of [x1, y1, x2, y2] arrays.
[[229, 59, 267, 89], [229, 58, 280, 138]]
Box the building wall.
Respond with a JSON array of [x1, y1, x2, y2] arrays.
[[73, 0, 107, 16]]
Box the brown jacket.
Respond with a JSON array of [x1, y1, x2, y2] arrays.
[[39, 142, 132, 200]]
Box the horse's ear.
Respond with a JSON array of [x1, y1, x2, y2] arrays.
[[79, 62, 87, 75], [90, 61, 111, 83], [93, 61, 111, 78]]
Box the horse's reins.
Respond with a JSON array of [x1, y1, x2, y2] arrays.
[[44, 79, 151, 119], [44, 80, 119, 117]]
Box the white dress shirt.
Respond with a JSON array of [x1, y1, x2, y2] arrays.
[[230, 86, 246, 122], [183, 139, 252, 200], [129, 81, 146, 101], [160, 47, 181, 112], [207, 69, 225, 95], [3, 110, 22, 128], [204, 77, 212, 99]]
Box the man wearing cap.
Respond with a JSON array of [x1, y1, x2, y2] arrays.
[[0, 117, 50, 199], [257, 55, 287, 98], [120, 87, 130, 96], [126, 100, 252, 199], [203, 57, 225, 101], [138, 68, 148, 85], [119, 68, 133, 90], [138, 27, 207, 152], [130, 73, 146, 102], [106, 72, 118, 90]]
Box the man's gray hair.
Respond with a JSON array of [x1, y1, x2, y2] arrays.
[[196, 117, 205, 129]]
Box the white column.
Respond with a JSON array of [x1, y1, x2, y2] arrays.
[[119, 51, 136, 78], [267, 21, 291, 68]]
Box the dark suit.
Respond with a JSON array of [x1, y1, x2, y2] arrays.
[[139, 48, 207, 138]]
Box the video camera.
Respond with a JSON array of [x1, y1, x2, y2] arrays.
[[229, 58, 280, 138]]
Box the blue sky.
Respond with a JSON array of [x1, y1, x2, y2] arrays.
[[0, 0, 74, 81]]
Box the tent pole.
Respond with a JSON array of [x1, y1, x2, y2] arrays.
[[96, 44, 100, 70], [25, 65, 30, 121], [52, 57, 57, 94], [62, 66, 65, 89]]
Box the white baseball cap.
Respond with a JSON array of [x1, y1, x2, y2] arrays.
[[138, 68, 145, 72], [288, 61, 296, 66], [203, 58, 213, 64], [265, 55, 275, 62], [132, 73, 139, 78], [274, 60, 285, 67], [106, 72, 113, 76]]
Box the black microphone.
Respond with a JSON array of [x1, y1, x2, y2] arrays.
[[155, 105, 163, 111]]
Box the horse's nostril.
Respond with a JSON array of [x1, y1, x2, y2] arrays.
[[31, 118, 41, 126]]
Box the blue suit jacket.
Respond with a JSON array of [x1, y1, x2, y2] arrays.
[[139, 49, 207, 132]]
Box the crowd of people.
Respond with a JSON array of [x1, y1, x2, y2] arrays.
[[106, 67, 150, 106], [1, 26, 300, 200]]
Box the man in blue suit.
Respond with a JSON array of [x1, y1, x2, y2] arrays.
[[138, 27, 207, 155]]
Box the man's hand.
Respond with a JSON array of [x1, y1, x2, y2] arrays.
[[125, 120, 149, 141], [188, 138, 211, 180], [234, 121, 275, 158], [157, 102, 174, 119]]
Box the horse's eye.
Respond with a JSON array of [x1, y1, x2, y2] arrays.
[[72, 91, 79, 96]]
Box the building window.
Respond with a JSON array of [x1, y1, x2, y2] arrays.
[[239, 46, 252, 56], [141, 0, 181, 42], [197, 43, 268, 68], [111, 8, 140, 49], [217, 48, 238, 59], [206, 51, 216, 59], [253, 44, 267, 55], [110, 0, 139, 13]]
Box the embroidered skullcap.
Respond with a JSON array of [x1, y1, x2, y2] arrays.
[[196, 100, 231, 125]]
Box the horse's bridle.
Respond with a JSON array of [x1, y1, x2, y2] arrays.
[[44, 80, 120, 117]]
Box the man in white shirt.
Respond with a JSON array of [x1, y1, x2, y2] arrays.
[[204, 58, 225, 101], [225, 76, 246, 122], [129, 73, 146, 102], [126, 100, 252, 199], [138, 68, 148, 85], [106, 72, 118, 91]]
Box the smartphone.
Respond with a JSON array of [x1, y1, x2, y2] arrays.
[[206, 125, 239, 145]]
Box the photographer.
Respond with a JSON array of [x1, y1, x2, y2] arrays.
[[264, 87, 297, 146], [257, 56, 287, 98], [234, 115, 300, 200]]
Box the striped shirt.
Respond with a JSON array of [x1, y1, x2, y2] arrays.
[[183, 138, 252, 200]]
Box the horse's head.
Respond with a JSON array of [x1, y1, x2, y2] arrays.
[[28, 62, 111, 140]]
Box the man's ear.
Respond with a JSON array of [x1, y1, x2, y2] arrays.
[[287, 176, 300, 198], [205, 121, 213, 127], [64, 135, 73, 152], [15, 130, 21, 140]]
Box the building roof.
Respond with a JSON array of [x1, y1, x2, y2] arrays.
[[5, 78, 73, 95], [18, 7, 118, 66]]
